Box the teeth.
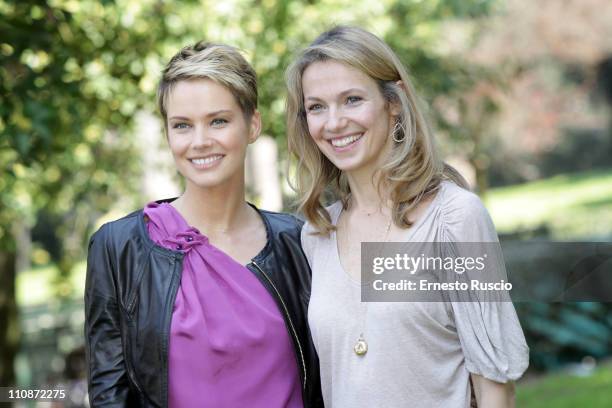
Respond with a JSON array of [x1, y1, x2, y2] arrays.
[[191, 155, 223, 165], [331, 134, 362, 147]]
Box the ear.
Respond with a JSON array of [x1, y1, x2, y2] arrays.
[[247, 110, 262, 144], [389, 80, 405, 117]]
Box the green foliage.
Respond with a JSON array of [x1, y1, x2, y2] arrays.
[[0, 0, 499, 272], [517, 362, 612, 407], [0, 0, 167, 281], [516, 302, 612, 370], [0, 0, 500, 384], [486, 171, 612, 371], [486, 169, 612, 239], [386, 0, 497, 97], [4, 2, 611, 389]]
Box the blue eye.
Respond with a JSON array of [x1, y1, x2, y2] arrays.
[[172, 122, 190, 129], [211, 118, 228, 126], [307, 104, 323, 113], [346, 96, 362, 104]]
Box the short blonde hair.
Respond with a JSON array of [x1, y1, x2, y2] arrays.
[[286, 26, 467, 235], [157, 41, 257, 126]]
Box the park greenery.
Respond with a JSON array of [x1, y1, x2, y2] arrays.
[[486, 169, 612, 240], [517, 361, 612, 408], [1, 0, 498, 385], [1, 0, 611, 398]]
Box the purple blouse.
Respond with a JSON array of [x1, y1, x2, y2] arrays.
[[144, 202, 303, 408]]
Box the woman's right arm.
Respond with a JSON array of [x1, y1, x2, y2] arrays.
[[84, 225, 132, 407]]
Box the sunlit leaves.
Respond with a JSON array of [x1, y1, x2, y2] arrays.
[[20, 49, 51, 72], [0, 0, 499, 282]]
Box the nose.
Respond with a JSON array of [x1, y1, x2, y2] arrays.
[[324, 106, 347, 133], [192, 125, 213, 149]]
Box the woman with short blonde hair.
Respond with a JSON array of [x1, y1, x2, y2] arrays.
[[85, 41, 323, 408]]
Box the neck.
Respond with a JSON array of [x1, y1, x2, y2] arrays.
[[174, 175, 250, 234], [344, 162, 391, 215]]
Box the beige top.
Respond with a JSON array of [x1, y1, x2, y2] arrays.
[[303, 181, 529, 408]]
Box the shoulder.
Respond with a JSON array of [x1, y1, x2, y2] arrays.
[[301, 201, 342, 237], [86, 209, 147, 298], [89, 209, 144, 251], [300, 201, 340, 258], [258, 208, 304, 239], [438, 182, 487, 218], [436, 181, 498, 242], [90, 198, 182, 250]]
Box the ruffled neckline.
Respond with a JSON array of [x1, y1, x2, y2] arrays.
[[144, 202, 208, 253]]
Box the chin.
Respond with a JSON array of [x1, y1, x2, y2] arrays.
[[189, 178, 229, 190], [327, 156, 367, 172], [186, 166, 245, 190]]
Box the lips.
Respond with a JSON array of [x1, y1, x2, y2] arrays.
[[328, 133, 364, 149], [189, 154, 224, 168]]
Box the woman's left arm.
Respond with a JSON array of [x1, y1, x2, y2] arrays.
[[441, 189, 528, 407], [471, 373, 515, 408]]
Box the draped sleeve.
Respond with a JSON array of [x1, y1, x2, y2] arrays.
[[440, 187, 529, 383]]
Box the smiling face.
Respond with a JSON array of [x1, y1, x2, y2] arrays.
[[302, 60, 397, 174], [166, 78, 260, 191]]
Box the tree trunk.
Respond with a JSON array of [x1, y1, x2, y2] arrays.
[[0, 245, 18, 386], [474, 160, 489, 198]]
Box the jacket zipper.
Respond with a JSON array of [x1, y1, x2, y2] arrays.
[[124, 324, 144, 395], [162, 255, 183, 408], [250, 260, 307, 392], [121, 313, 145, 406]]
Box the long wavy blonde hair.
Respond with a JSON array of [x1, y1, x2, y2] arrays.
[[286, 26, 467, 235]]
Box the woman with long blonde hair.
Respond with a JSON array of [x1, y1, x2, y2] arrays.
[[287, 26, 528, 407]]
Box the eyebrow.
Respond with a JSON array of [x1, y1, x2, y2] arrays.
[[168, 110, 233, 120], [305, 88, 366, 101]]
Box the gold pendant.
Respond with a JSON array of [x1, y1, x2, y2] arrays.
[[354, 334, 368, 356]]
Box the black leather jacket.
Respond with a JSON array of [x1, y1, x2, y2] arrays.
[[84, 202, 323, 407]]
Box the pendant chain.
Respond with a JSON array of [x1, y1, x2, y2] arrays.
[[338, 205, 393, 356]]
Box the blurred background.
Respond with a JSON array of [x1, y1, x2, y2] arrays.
[[1, 0, 612, 406]]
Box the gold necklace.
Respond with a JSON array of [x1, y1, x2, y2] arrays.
[[339, 207, 392, 357]]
